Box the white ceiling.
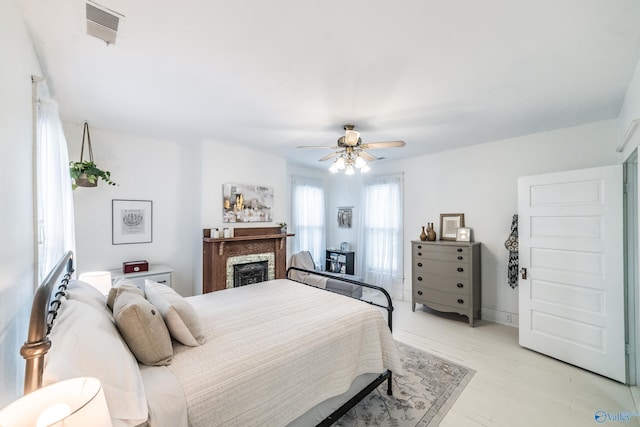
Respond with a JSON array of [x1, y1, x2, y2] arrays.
[[20, 0, 640, 169]]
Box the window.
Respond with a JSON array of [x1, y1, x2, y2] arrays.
[[34, 79, 76, 282], [291, 177, 325, 268], [358, 174, 403, 298]]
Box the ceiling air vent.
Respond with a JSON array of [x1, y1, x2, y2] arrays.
[[86, 2, 123, 45]]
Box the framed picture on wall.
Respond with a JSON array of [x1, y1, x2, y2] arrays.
[[112, 199, 153, 244], [337, 207, 353, 228], [439, 213, 465, 241], [222, 183, 273, 223]]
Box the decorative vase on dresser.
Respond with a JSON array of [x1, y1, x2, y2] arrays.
[[411, 240, 481, 326]]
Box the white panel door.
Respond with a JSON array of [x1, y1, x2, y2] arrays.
[[518, 165, 625, 382]]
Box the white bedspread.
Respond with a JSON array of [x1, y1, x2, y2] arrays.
[[167, 279, 400, 427]]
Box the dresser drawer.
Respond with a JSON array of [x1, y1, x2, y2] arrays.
[[113, 272, 171, 289], [414, 259, 470, 278], [413, 245, 469, 262], [415, 288, 470, 309], [414, 274, 470, 294]]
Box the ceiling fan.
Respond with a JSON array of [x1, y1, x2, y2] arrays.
[[297, 124, 406, 174]]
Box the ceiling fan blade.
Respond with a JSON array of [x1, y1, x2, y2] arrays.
[[297, 145, 339, 149], [319, 152, 339, 161], [358, 150, 378, 161], [361, 140, 406, 149]]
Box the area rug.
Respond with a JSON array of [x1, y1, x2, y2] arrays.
[[336, 342, 475, 426]]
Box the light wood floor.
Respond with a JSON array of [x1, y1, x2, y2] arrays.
[[390, 299, 640, 426]]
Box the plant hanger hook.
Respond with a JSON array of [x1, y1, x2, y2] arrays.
[[80, 121, 94, 163]]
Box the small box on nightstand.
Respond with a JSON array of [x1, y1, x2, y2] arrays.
[[123, 260, 149, 274]]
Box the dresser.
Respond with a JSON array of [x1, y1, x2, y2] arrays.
[[411, 241, 481, 326], [107, 264, 173, 289]]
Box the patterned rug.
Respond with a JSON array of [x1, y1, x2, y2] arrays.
[[336, 342, 475, 426]]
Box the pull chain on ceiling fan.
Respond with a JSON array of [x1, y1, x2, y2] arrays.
[[297, 124, 406, 175]]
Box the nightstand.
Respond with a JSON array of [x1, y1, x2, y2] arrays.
[[107, 264, 174, 289]]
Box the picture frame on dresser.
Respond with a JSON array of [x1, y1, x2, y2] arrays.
[[439, 213, 465, 241], [456, 227, 471, 242]]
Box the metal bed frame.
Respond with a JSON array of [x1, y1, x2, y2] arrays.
[[286, 266, 395, 426], [20, 250, 74, 394], [19, 253, 394, 427]]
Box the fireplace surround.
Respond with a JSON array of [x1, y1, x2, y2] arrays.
[[202, 227, 292, 293]]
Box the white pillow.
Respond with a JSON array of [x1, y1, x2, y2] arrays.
[[144, 279, 205, 346], [44, 299, 148, 427], [65, 279, 110, 313]]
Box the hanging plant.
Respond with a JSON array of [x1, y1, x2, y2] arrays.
[[69, 122, 116, 190], [69, 160, 116, 190]]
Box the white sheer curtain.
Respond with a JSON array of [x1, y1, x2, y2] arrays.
[[291, 176, 326, 268], [35, 80, 76, 282], [357, 174, 404, 298]]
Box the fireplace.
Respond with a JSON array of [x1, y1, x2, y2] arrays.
[[203, 226, 291, 293], [233, 261, 268, 287], [226, 253, 275, 289]]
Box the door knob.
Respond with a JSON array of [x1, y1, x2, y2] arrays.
[[520, 268, 528, 280]]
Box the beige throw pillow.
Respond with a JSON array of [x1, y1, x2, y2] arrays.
[[145, 279, 205, 346], [113, 288, 173, 366], [108, 280, 144, 311]]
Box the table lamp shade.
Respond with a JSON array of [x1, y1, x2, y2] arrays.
[[78, 271, 112, 295], [0, 377, 111, 427]]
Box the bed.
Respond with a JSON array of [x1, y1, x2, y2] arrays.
[[20, 252, 401, 427]]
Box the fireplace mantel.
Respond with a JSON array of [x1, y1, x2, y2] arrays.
[[202, 227, 293, 293]]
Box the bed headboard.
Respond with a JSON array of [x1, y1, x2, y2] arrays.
[[20, 251, 74, 394]]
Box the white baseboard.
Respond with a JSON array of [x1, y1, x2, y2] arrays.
[[482, 307, 519, 327]]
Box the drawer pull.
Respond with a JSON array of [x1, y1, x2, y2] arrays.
[[417, 262, 423, 267], [457, 298, 464, 304], [417, 276, 423, 281], [417, 245, 422, 249], [457, 248, 463, 253], [418, 252, 422, 256], [457, 283, 464, 288], [157, 280, 167, 284], [457, 256, 463, 260], [417, 290, 423, 295], [457, 267, 464, 272]]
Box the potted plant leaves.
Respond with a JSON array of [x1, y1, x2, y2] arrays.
[[69, 122, 116, 190]]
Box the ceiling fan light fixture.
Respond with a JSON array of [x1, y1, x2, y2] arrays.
[[345, 164, 355, 175], [354, 155, 367, 169], [329, 161, 339, 174], [335, 156, 346, 170], [345, 130, 360, 146], [360, 164, 371, 173]]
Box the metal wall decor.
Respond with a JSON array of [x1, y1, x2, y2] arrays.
[[337, 206, 353, 228]]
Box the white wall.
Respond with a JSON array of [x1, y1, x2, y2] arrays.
[[0, 0, 42, 406], [65, 123, 197, 297], [326, 174, 363, 254], [325, 120, 619, 325], [619, 57, 640, 161]]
